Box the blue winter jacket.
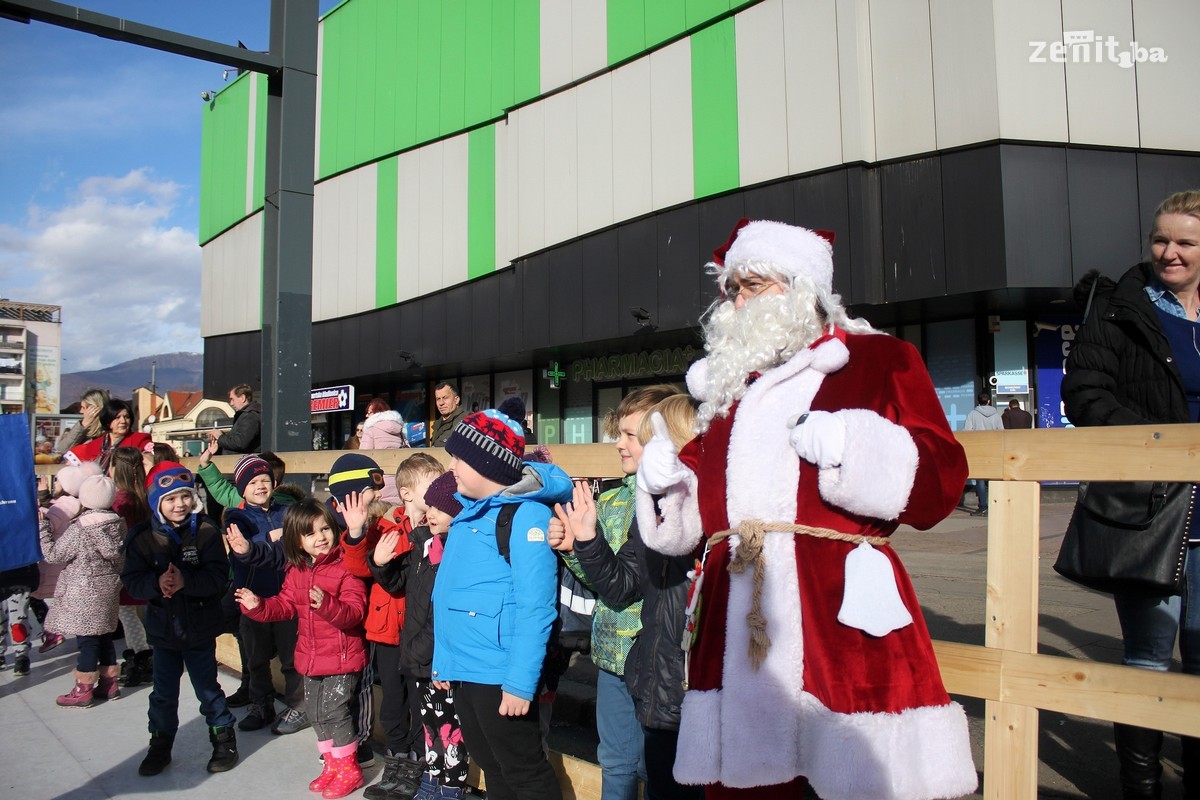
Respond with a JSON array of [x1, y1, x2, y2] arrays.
[[431, 461, 572, 701], [224, 502, 287, 598]]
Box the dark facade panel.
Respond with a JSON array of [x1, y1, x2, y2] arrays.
[[880, 158, 946, 303], [468, 273, 502, 362], [421, 291, 450, 366], [548, 241, 585, 346], [397, 302, 425, 371], [656, 205, 704, 331], [580, 231, 621, 342], [617, 217, 659, 342], [697, 193, 747, 264], [519, 253, 552, 351], [845, 166, 884, 305], [1001, 145, 1072, 288], [1134, 153, 1200, 242], [793, 170, 852, 300], [1066, 149, 1140, 283], [942, 147, 1005, 295], [205, 330, 261, 397], [742, 180, 796, 226], [441, 284, 474, 363], [339, 315, 363, 379]]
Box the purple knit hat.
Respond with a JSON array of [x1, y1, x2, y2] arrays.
[[423, 471, 463, 518]]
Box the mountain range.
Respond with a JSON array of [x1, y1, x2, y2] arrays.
[[60, 352, 203, 409]]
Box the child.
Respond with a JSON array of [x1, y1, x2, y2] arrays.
[[233, 499, 368, 800], [371, 470, 471, 799], [121, 462, 239, 776], [110, 446, 154, 688], [0, 563, 40, 675], [342, 453, 443, 800], [39, 473, 127, 708], [222, 454, 304, 734], [431, 410, 573, 800]]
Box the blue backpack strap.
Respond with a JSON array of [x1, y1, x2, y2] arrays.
[[494, 503, 519, 563]]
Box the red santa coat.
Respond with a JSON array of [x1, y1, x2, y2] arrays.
[[639, 328, 977, 800]]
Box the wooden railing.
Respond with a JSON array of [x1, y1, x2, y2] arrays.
[[40, 426, 1200, 798]]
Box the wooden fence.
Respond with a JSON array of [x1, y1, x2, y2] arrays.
[[38, 424, 1200, 798]]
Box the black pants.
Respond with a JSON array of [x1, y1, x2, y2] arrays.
[[374, 642, 423, 755], [643, 726, 704, 800], [453, 682, 560, 800], [239, 615, 303, 709], [76, 633, 117, 672]]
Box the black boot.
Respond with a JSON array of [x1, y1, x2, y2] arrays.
[[363, 751, 402, 800], [1114, 723, 1164, 799], [386, 756, 424, 800], [138, 731, 175, 776], [118, 649, 135, 684], [122, 650, 153, 688], [207, 726, 240, 773], [1183, 736, 1200, 800]]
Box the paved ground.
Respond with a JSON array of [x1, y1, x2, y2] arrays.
[[1, 495, 1191, 799]]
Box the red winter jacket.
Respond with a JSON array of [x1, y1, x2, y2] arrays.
[[341, 507, 414, 646], [243, 546, 368, 677]]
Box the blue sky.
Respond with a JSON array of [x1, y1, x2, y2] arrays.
[[0, 1, 337, 372]]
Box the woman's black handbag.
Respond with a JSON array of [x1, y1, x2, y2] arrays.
[[1053, 481, 1195, 596]]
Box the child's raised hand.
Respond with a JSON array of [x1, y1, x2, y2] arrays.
[[198, 438, 219, 466], [309, 586, 325, 609], [498, 690, 530, 717], [234, 587, 261, 610], [548, 510, 574, 553], [224, 523, 251, 555], [374, 530, 401, 565], [341, 491, 368, 536], [567, 481, 598, 543]]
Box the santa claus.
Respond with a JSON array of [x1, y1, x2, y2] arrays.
[[637, 219, 977, 800]]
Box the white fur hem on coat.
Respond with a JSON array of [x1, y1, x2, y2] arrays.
[[674, 689, 978, 799]]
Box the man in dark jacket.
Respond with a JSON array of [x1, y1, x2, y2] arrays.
[[1001, 399, 1033, 429], [210, 384, 262, 455], [429, 382, 468, 447]]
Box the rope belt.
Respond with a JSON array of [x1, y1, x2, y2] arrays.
[[707, 520, 891, 670]]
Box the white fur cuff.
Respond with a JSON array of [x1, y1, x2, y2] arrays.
[[817, 409, 917, 521], [637, 473, 703, 557]]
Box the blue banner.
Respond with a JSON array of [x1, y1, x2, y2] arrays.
[[0, 416, 41, 571], [1034, 317, 1082, 429]]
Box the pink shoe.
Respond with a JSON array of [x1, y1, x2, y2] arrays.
[[309, 755, 337, 793], [95, 665, 122, 701], [321, 753, 363, 799], [56, 671, 98, 708], [39, 631, 65, 654]]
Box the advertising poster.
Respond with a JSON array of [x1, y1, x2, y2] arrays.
[[1034, 317, 1082, 429]]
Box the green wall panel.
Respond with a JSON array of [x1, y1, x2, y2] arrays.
[[467, 125, 497, 280], [607, 0, 645, 65], [691, 18, 739, 198], [440, 1, 467, 135], [253, 75, 267, 212], [513, 0, 540, 103], [686, 0, 730, 28], [199, 75, 250, 244], [375, 157, 398, 307], [490, 0, 516, 112], [464, 1, 494, 123], [415, 1, 443, 143], [644, 0, 686, 49]]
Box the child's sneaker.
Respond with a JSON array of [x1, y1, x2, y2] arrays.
[[13, 655, 30, 677]]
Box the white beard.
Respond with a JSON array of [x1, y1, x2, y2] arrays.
[[696, 289, 828, 432]]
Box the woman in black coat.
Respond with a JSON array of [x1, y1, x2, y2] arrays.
[[1062, 190, 1200, 800]]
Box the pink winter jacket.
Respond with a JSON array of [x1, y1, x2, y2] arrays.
[[243, 547, 368, 677], [359, 411, 407, 503]]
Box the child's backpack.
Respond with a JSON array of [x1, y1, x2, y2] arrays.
[[494, 504, 595, 655]]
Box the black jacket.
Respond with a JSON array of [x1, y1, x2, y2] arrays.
[[121, 514, 230, 650], [1063, 264, 1191, 427], [369, 525, 437, 679], [217, 401, 262, 455], [572, 516, 692, 731]]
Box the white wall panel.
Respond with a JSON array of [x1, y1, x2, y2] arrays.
[[782, 0, 843, 174], [576, 73, 615, 234], [356, 166, 378, 312], [515, 103, 547, 255], [395, 150, 422, 303], [441, 134, 470, 288], [540, 1, 573, 94], [870, 0, 937, 160], [494, 120, 518, 268], [611, 58, 653, 221], [1133, 0, 1200, 151], [335, 170, 375, 319], [572, 0, 608, 81], [1061, 0, 1139, 147], [417, 143, 445, 297], [835, 0, 876, 163], [543, 90, 580, 247], [736, 0, 789, 187], [312, 179, 337, 321], [992, 0, 1068, 141], [649, 41, 694, 210], [930, 0, 1000, 149]]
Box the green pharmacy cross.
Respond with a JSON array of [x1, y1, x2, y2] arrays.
[[548, 361, 565, 389]]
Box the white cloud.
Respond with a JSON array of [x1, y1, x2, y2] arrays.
[[0, 169, 201, 372]]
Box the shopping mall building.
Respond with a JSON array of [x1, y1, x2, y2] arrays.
[[199, 0, 1200, 448]]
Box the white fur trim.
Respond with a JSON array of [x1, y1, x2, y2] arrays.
[[362, 410, 404, 430], [686, 358, 709, 402], [722, 221, 834, 294], [637, 474, 703, 557], [676, 687, 977, 798], [817, 409, 917, 521], [725, 337, 849, 528]]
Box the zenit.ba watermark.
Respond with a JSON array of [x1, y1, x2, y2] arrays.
[[1029, 30, 1167, 68]]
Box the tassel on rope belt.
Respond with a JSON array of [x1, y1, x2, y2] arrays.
[[707, 520, 891, 671]]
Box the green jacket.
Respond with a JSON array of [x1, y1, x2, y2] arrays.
[[563, 475, 643, 675], [196, 462, 300, 510]]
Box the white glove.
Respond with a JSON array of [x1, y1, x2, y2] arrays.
[[788, 410, 846, 469], [636, 412, 690, 494]]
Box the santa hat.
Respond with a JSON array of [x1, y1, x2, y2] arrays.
[[78, 475, 117, 511], [146, 461, 200, 523], [713, 218, 836, 295], [445, 410, 526, 486]]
